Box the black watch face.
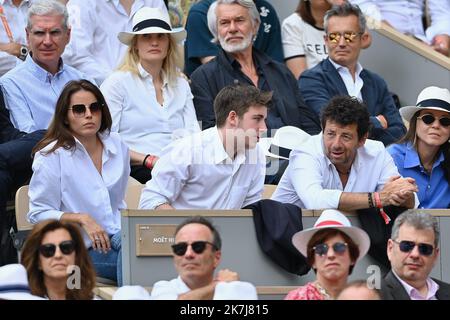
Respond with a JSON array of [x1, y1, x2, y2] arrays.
[[21, 47, 28, 55]]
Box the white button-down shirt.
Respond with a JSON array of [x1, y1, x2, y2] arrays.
[[272, 133, 404, 209], [63, 0, 167, 84], [329, 58, 364, 101], [139, 127, 266, 209], [27, 132, 130, 248], [100, 64, 200, 156], [0, 0, 30, 76], [351, 0, 450, 43]]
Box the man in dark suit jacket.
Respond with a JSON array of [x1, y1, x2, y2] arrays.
[[299, 2, 405, 146], [381, 211, 450, 300], [0, 90, 45, 265]]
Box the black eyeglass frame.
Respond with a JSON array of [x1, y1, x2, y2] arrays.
[[39, 240, 76, 258], [417, 114, 450, 127], [392, 239, 435, 256], [171, 240, 218, 256]]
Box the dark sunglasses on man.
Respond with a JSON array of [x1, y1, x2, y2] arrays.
[[327, 31, 363, 44], [39, 240, 76, 258], [68, 102, 103, 118], [393, 240, 434, 256], [313, 242, 348, 256], [417, 114, 450, 127], [171, 241, 218, 256]]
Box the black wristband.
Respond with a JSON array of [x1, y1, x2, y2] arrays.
[[142, 154, 151, 167], [368, 193, 375, 208]]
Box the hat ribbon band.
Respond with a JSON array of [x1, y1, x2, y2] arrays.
[[133, 19, 172, 32], [269, 144, 291, 159], [0, 284, 31, 293], [417, 99, 450, 111], [316, 220, 345, 227]]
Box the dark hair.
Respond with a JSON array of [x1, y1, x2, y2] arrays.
[[398, 111, 450, 183], [306, 229, 360, 275], [296, 0, 331, 27], [321, 96, 370, 140], [324, 2, 367, 34], [174, 216, 222, 251], [33, 79, 112, 155], [214, 85, 272, 127], [21, 220, 96, 300]]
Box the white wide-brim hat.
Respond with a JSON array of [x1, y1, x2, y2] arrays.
[[292, 210, 370, 262], [258, 126, 311, 160], [118, 7, 186, 46], [0, 264, 44, 300], [399, 86, 450, 122]]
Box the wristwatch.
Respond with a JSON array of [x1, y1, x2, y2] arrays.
[[19, 45, 29, 61]]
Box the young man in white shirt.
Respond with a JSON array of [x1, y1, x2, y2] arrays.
[[272, 95, 418, 212], [151, 216, 257, 300], [139, 85, 270, 210]]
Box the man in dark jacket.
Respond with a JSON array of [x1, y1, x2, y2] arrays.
[[190, 0, 320, 135], [299, 2, 405, 146], [382, 211, 450, 300], [0, 90, 44, 265]]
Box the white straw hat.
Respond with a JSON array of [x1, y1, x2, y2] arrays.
[[118, 7, 186, 45], [258, 126, 310, 160], [292, 210, 370, 262], [399, 86, 450, 122]]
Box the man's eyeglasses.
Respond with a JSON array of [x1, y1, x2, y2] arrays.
[[313, 242, 348, 256], [327, 32, 363, 43], [68, 102, 103, 118], [393, 240, 434, 256], [39, 240, 75, 258], [417, 114, 450, 127], [171, 241, 218, 256]]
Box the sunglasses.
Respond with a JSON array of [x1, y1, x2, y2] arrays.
[[327, 31, 363, 43], [417, 114, 450, 127], [68, 102, 103, 118], [39, 240, 75, 258], [171, 241, 218, 256], [393, 240, 434, 256], [313, 242, 348, 256]]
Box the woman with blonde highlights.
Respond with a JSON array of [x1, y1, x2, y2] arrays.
[[101, 7, 200, 183]]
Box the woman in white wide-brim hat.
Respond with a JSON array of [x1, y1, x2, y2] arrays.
[[101, 7, 200, 184], [285, 209, 370, 300], [388, 86, 450, 208]]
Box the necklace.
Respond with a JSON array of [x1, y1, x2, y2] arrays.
[[314, 282, 332, 300]]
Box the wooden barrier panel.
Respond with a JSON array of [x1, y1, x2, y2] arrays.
[[121, 209, 450, 298]]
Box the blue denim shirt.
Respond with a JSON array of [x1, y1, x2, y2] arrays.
[[388, 142, 450, 209]]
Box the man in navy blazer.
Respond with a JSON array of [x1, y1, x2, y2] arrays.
[[381, 211, 450, 300], [299, 2, 405, 146], [0, 90, 44, 264]]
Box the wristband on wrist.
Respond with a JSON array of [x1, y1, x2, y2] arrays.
[[368, 193, 375, 208], [373, 192, 391, 225], [144, 155, 156, 170], [142, 154, 151, 167]]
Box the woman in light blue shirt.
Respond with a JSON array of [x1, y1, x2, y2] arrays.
[[388, 86, 450, 208], [101, 7, 200, 184], [28, 79, 130, 285]]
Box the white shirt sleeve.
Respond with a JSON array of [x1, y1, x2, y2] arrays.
[[100, 72, 125, 133], [242, 149, 265, 207], [27, 151, 65, 223], [150, 281, 180, 300], [138, 141, 190, 209], [281, 14, 306, 59], [289, 149, 343, 209], [425, 0, 450, 40], [0, 80, 34, 133], [175, 79, 200, 138]]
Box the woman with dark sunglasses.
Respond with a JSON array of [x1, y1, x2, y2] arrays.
[[285, 210, 370, 300], [27, 79, 130, 285], [388, 86, 450, 209], [21, 220, 96, 300]]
